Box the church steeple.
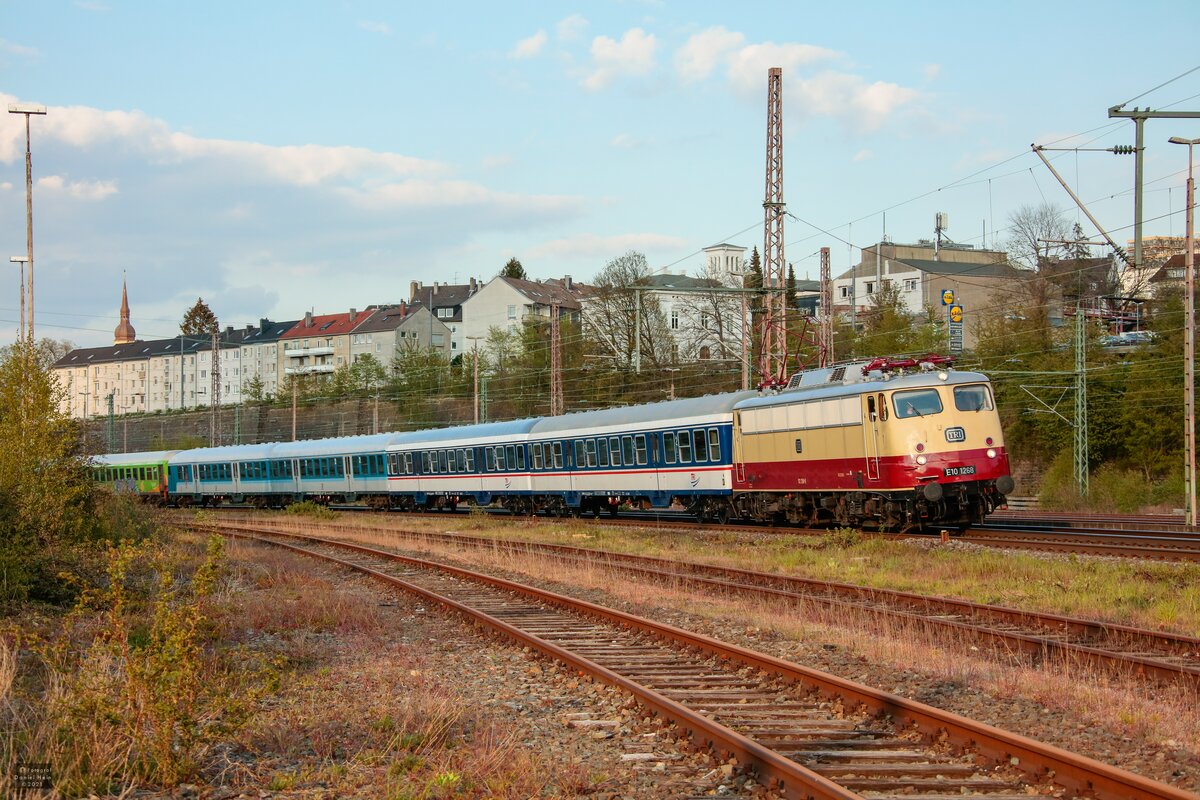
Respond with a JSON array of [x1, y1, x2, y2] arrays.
[[114, 277, 136, 344]]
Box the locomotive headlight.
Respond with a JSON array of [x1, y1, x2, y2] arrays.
[[987, 448, 996, 459], [916, 455, 928, 465]]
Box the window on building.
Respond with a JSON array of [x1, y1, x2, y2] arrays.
[[437, 308, 453, 319], [507, 305, 517, 319], [671, 310, 679, 329], [432, 333, 444, 346], [866, 282, 875, 295], [903, 278, 918, 291], [839, 286, 849, 298]]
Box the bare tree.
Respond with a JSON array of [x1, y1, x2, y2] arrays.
[[675, 262, 743, 362], [1004, 203, 1071, 271], [583, 251, 673, 369]]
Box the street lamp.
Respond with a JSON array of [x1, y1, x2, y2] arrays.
[[9, 256, 29, 339], [1169, 135, 1200, 528], [8, 103, 46, 339]]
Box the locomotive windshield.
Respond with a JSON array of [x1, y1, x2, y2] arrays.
[[892, 388, 943, 418], [953, 384, 994, 412]]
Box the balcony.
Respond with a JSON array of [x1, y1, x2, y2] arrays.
[[285, 346, 334, 358], [285, 364, 335, 375]]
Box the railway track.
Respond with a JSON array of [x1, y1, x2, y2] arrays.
[[202, 520, 1200, 691], [219, 525, 1196, 800], [195, 504, 1200, 561]]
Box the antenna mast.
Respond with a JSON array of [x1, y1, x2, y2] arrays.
[[761, 66, 787, 385]]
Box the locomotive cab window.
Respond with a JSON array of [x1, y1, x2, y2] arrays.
[[954, 384, 994, 412], [892, 388, 944, 419]]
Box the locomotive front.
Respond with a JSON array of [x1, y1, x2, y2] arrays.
[[873, 369, 1015, 527]]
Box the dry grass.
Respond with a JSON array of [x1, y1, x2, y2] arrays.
[[296, 526, 1200, 763], [254, 512, 1200, 637]]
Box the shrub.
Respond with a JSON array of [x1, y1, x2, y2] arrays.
[[285, 500, 337, 520]]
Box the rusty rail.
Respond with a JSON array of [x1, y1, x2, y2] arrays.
[[216, 525, 1198, 800]]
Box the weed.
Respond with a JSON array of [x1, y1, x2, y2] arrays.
[[285, 500, 338, 519]]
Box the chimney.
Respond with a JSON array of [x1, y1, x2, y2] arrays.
[[564, 275, 573, 291], [433, 282, 440, 295], [304, 311, 313, 328], [349, 307, 357, 322], [225, 325, 234, 335], [409, 281, 420, 302], [469, 276, 478, 293], [260, 317, 271, 331]]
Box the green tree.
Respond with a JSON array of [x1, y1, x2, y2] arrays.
[[243, 374, 266, 403], [180, 298, 218, 336], [0, 340, 148, 603], [500, 257, 527, 280]]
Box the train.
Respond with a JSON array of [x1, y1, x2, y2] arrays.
[[92, 357, 1015, 531]]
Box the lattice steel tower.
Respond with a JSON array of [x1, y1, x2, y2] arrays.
[[818, 247, 834, 367], [761, 67, 787, 385]]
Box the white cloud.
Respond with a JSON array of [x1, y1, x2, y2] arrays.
[[481, 153, 515, 170], [0, 39, 39, 58], [671, 33, 920, 132], [853, 149, 873, 162], [510, 29, 548, 59], [0, 181, 11, 191], [358, 20, 392, 35], [529, 232, 686, 260], [674, 26, 744, 82], [725, 41, 841, 94], [37, 174, 118, 200], [556, 14, 588, 42], [610, 133, 649, 149], [582, 28, 656, 90]]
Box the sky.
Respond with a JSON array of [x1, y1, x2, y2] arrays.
[[2, 0, 1199, 348]]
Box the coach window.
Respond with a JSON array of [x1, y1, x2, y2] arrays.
[[708, 429, 721, 461], [598, 438, 609, 468], [585, 439, 597, 468], [439, 450, 450, 473], [485, 448, 496, 472], [532, 443, 544, 470], [497, 446, 508, 471], [678, 430, 692, 463], [516, 445, 526, 470], [954, 384, 993, 412], [663, 432, 677, 465], [456, 450, 466, 473], [634, 435, 648, 466], [573, 440, 586, 469], [501, 444, 513, 470], [893, 388, 944, 419], [693, 430, 708, 462], [552, 442, 564, 469], [621, 435, 635, 466], [465, 449, 475, 472]]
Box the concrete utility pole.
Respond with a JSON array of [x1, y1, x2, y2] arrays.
[[467, 334, 483, 424], [8, 103, 45, 339], [1170, 135, 1199, 527], [9, 256, 28, 339], [291, 377, 298, 441], [761, 67, 787, 385], [1107, 104, 1200, 272]]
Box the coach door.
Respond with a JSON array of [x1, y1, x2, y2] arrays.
[[862, 394, 881, 481]]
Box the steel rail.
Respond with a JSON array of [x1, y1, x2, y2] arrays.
[[218, 525, 1197, 800], [202, 520, 1200, 687]]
